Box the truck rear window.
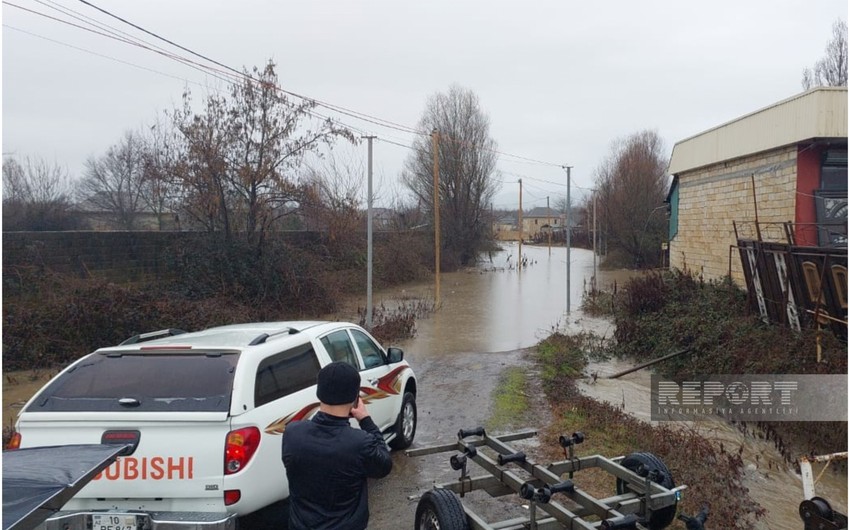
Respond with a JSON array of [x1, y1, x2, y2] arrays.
[[28, 352, 239, 412]]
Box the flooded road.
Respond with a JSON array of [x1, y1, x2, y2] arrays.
[[355, 244, 636, 528], [353, 243, 634, 357], [352, 242, 846, 529]]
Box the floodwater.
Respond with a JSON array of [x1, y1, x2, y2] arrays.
[[353, 242, 847, 530], [348, 242, 635, 358], [580, 358, 849, 530]]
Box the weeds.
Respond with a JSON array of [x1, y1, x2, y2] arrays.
[[3, 233, 434, 372], [606, 270, 847, 460], [534, 330, 765, 529], [358, 297, 436, 345]]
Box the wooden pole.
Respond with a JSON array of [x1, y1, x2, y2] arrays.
[[432, 129, 441, 306], [606, 349, 692, 379]]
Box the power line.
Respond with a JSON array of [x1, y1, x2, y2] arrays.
[[75, 0, 424, 137], [4, 24, 212, 87], [10, 0, 570, 170]]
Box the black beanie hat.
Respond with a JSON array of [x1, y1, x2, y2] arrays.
[[316, 361, 361, 405]]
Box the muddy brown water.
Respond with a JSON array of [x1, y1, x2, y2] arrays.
[[353, 243, 847, 529]]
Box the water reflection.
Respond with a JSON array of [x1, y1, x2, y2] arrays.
[[370, 242, 637, 356]]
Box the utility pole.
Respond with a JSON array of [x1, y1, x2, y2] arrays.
[[592, 190, 598, 291], [518, 179, 523, 271], [547, 196, 551, 256], [563, 165, 572, 314], [432, 129, 441, 306], [364, 135, 376, 329]]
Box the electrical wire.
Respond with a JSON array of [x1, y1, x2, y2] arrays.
[[13, 0, 569, 169]]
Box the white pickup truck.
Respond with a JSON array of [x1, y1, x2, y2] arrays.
[[9, 321, 418, 530]]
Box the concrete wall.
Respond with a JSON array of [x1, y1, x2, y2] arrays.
[[669, 145, 798, 284]]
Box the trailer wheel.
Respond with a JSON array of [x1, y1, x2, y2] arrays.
[[415, 489, 469, 530], [615, 452, 677, 530]]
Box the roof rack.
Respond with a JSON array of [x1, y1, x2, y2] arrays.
[[119, 328, 188, 346], [248, 327, 300, 346]]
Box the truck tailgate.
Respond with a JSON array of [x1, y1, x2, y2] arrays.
[[17, 413, 231, 510]]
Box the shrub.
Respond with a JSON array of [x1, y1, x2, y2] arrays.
[[535, 332, 765, 529]]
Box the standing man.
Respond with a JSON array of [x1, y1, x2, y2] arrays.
[[281, 361, 393, 530]]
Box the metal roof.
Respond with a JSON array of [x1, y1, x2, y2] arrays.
[[668, 87, 848, 175]]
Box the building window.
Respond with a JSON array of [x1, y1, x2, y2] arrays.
[[821, 149, 848, 190], [816, 148, 848, 246], [667, 180, 679, 241]]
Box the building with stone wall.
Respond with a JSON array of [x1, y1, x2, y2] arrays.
[[667, 87, 847, 285]]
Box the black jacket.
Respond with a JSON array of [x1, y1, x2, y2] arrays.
[[281, 411, 393, 530]]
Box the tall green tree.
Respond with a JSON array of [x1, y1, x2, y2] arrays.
[[403, 85, 499, 266]]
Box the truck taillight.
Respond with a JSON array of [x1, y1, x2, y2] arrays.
[[224, 427, 260, 475], [6, 432, 21, 450], [224, 490, 241, 506]]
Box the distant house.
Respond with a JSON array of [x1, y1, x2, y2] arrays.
[[520, 207, 564, 238], [74, 193, 180, 231], [666, 87, 848, 284], [494, 208, 573, 241]]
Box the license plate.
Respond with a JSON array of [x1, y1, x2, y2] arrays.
[[91, 514, 137, 530]]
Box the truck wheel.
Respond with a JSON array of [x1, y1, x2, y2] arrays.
[[389, 391, 417, 450], [415, 489, 469, 530], [615, 452, 677, 530]]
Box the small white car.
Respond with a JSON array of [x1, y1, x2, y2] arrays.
[[9, 321, 418, 529]]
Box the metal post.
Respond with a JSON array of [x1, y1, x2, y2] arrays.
[[364, 136, 376, 329], [565, 166, 572, 314], [432, 129, 441, 306], [518, 179, 523, 271], [546, 196, 551, 256], [593, 191, 597, 290]]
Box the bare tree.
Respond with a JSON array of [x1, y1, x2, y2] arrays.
[[593, 130, 669, 267], [2, 156, 84, 231], [299, 150, 365, 244], [139, 118, 181, 230], [171, 61, 355, 246], [402, 85, 500, 266], [78, 131, 148, 230], [802, 19, 848, 89]]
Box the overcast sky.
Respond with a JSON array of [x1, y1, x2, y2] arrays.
[[2, 0, 847, 210]]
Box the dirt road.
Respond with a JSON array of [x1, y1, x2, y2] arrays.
[[367, 347, 549, 530]]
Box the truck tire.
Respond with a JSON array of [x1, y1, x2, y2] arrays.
[[389, 391, 417, 450], [615, 452, 677, 530], [415, 489, 469, 530]]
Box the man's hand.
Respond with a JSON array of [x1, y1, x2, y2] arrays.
[[350, 397, 369, 421]]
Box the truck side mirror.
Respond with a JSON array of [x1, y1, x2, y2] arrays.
[[387, 347, 404, 363]]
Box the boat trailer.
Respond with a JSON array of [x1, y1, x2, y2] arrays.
[[407, 427, 696, 530], [799, 452, 848, 530]]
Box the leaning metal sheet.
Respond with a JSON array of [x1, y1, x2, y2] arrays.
[[3, 444, 127, 530]]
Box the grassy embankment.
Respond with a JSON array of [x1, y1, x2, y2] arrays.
[[517, 270, 847, 529], [589, 270, 847, 459]]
